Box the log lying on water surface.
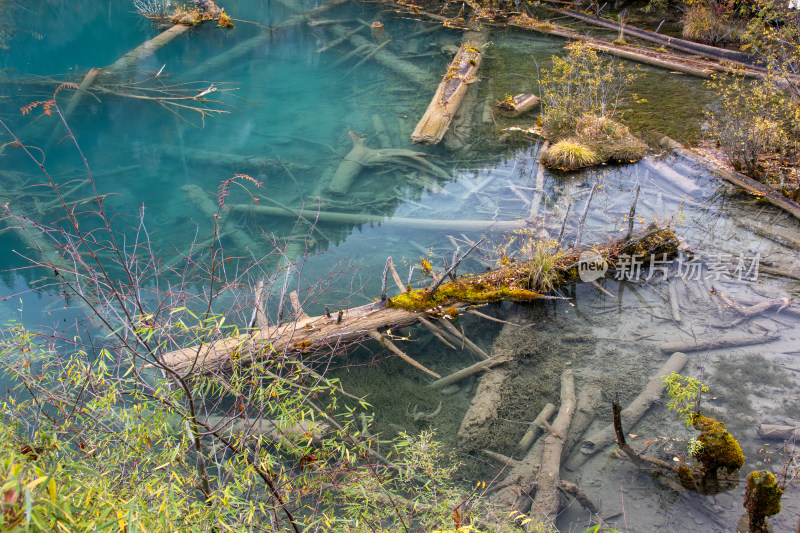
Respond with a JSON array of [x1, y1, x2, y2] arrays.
[[153, 227, 680, 375], [566, 351, 688, 470], [496, 93, 540, 117], [411, 32, 483, 145]]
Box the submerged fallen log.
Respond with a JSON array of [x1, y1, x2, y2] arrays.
[[101, 25, 192, 81], [207, 415, 330, 449], [457, 364, 512, 449], [566, 352, 688, 470], [659, 136, 800, 222], [183, 0, 350, 79], [326, 131, 449, 193], [327, 23, 429, 85], [163, 146, 310, 173], [488, 369, 576, 519], [659, 332, 780, 353], [757, 424, 799, 440], [230, 203, 527, 232], [411, 32, 483, 145], [153, 227, 680, 375]]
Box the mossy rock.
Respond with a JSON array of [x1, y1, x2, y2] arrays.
[[692, 413, 744, 472]]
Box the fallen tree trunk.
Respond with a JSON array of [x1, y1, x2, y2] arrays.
[[326, 131, 448, 193], [757, 424, 799, 440], [553, 8, 763, 68], [529, 369, 576, 526], [411, 32, 483, 145], [163, 146, 310, 173], [102, 25, 192, 81], [428, 350, 512, 389], [488, 369, 575, 517], [153, 227, 680, 375], [659, 136, 800, 222], [327, 24, 429, 85], [207, 415, 330, 448], [566, 352, 688, 470], [457, 364, 513, 449], [659, 332, 780, 353], [230, 203, 528, 232], [182, 0, 350, 80]]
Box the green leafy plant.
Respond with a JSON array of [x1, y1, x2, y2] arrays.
[[663, 372, 708, 427]]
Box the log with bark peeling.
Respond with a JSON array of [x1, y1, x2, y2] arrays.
[[411, 32, 483, 145], [152, 227, 680, 376]]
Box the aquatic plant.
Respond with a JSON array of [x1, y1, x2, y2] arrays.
[[541, 138, 602, 171], [132, 0, 172, 18]]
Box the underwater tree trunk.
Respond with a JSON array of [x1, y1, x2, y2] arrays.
[[566, 351, 688, 470], [231, 203, 529, 232], [101, 25, 192, 81], [411, 32, 483, 145], [326, 131, 449, 193]]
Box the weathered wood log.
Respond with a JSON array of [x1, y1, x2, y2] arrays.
[[44, 67, 103, 151], [488, 370, 575, 517], [327, 24, 429, 85], [659, 332, 780, 353], [659, 136, 800, 222], [428, 350, 513, 389], [566, 352, 688, 470], [457, 363, 512, 449], [327, 131, 448, 193], [757, 424, 799, 440], [518, 402, 556, 453], [411, 32, 483, 145], [182, 184, 264, 256], [230, 203, 528, 232], [153, 227, 680, 375], [529, 369, 576, 526], [163, 146, 310, 173], [101, 25, 191, 81], [496, 93, 541, 117], [553, 8, 764, 70], [562, 385, 602, 465], [642, 157, 703, 196]]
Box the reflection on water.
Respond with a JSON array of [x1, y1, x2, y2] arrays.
[[1, 1, 798, 531]]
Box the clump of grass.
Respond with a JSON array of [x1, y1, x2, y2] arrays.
[[541, 139, 602, 171], [575, 115, 626, 140], [519, 237, 562, 292]]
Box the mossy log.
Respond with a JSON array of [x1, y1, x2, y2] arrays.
[[154, 227, 679, 376], [659, 136, 800, 222], [326, 131, 449, 193], [411, 33, 483, 145], [566, 351, 688, 470]]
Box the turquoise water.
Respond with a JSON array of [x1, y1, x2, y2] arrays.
[[1, 1, 799, 531]]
